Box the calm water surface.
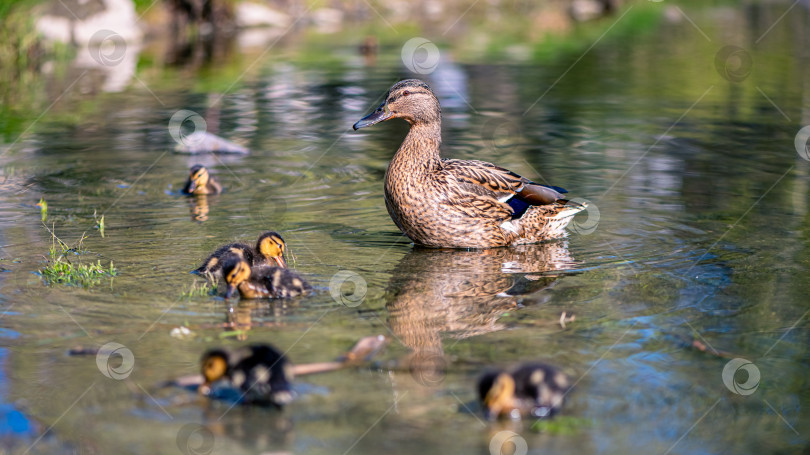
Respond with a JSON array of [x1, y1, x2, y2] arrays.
[[0, 3, 809, 454]]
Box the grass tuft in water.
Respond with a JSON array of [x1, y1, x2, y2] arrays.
[[36, 198, 47, 222], [39, 224, 117, 288], [94, 211, 105, 238], [40, 259, 117, 287], [182, 280, 217, 297]]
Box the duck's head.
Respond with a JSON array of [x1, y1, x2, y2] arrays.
[[478, 370, 516, 420], [185, 165, 211, 194], [222, 256, 252, 298], [200, 348, 230, 392], [353, 79, 441, 130], [256, 231, 287, 268]]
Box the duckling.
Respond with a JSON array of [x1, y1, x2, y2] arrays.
[[182, 164, 222, 195], [353, 79, 587, 248], [193, 231, 288, 277], [222, 255, 310, 299], [477, 363, 570, 420], [200, 343, 295, 406], [196, 336, 388, 406]]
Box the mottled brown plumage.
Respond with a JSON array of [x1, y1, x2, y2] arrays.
[[353, 79, 587, 248]]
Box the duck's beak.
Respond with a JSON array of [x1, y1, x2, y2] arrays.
[[353, 100, 392, 130], [187, 179, 198, 193], [225, 284, 237, 299], [273, 255, 287, 268]]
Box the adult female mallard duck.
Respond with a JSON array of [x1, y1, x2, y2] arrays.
[[353, 79, 587, 248], [182, 164, 222, 195], [477, 363, 570, 420], [221, 255, 310, 299], [193, 231, 288, 277]]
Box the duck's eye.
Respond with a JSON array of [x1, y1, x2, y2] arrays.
[[402, 90, 410, 97]]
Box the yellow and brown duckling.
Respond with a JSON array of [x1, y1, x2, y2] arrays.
[[200, 343, 295, 407], [222, 255, 310, 299], [353, 79, 588, 248], [477, 363, 570, 420], [193, 231, 288, 277], [182, 164, 222, 195], [196, 336, 387, 406]]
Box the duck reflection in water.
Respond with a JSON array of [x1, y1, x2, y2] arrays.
[[385, 241, 576, 382], [188, 194, 210, 222], [224, 299, 294, 341]]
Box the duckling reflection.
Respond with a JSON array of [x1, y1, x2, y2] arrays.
[[188, 194, 210, 221], [385, 241, 575, 368], [224, 299, 293, 341], [192, 414, 295, 454], [194, 411, 294, 455]]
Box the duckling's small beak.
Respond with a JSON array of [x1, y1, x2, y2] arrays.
[[187, 179, 198, 193], [273, 255, 287, 268], [353, 101, 392, 130], [225, 284, 237, 299]]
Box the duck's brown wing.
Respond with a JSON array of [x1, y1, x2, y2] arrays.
[[440, 159, 568, 206]]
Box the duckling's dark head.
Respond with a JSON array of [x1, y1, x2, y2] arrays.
[[256, 231, 287, 267], [222, 255, 251, 298], [185, 164, 210, 194], [353, 79, 441, 130]]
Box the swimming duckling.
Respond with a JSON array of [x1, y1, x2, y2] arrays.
[[477, 363, 570, 420], [200, 343, 295, 406], [182, 164, 222, 195], [196, 336, 388, 406], [193, 231, 288, 277], [222, 255, 310, 299]]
